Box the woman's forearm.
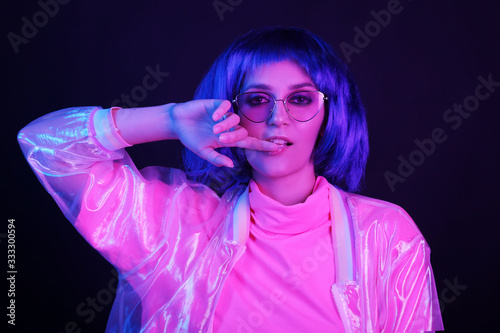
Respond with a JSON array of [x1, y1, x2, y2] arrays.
[[114, 103, 178, 145]]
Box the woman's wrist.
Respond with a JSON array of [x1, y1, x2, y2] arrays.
[[91, 107, 133, 151], [114, 103, 177, 145]]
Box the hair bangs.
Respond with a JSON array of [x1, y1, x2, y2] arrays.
[[185, 27, 369, 195], [225, 29, 328, 98]]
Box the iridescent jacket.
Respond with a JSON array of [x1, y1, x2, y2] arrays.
[[18, 107, 444, 332]]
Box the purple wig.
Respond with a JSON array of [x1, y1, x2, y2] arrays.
[[183, 27, 369, 194]]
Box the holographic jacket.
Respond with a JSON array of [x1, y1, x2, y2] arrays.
[[18, 107, 444, 332]]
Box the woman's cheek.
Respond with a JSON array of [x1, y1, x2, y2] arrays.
[[240, 121, 263, 139]]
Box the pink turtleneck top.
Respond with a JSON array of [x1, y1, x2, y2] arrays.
[[213, 176, 342, 332]]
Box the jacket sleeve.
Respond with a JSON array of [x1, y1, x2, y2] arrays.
[[17, 106, 219, 274], [374, 207, 444, 333], [18, 107, 126, 222]]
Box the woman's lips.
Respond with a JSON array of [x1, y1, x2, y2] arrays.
[[265, 138, 293, 155]]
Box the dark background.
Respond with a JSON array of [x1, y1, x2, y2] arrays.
[[3, 0, 500, 332]]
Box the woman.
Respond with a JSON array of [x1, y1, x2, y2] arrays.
[[18, 27, 443, 332]]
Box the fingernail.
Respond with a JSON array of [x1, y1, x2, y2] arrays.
[[213, 126, 221, 134], [219, 133, 228, 142]]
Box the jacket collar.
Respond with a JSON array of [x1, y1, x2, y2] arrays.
[[231, 184, 356, 284]]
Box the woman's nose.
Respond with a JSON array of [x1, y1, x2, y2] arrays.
[[267, 99, 290, 127]]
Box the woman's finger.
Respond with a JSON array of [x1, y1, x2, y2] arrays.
[[218, 125, 249, 143], [212, 100, 232, 121], [217, 126, 279, 151], [214, 113, 240, 135], [197, 146, 234, 168], [223, 134, 279, 152]]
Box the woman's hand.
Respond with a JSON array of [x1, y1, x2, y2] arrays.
[[171, 99, 277, 168]]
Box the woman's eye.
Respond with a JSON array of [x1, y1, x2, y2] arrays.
[[248, 94, 270, 106], [289, 94, 312, 105]]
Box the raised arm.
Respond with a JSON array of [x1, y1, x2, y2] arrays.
[[18, 100, 276, 210], [18, 101, 276, 272], [115, 100, 277, 167]]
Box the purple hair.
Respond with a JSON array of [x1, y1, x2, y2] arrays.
[[183, 27, 369, 194]]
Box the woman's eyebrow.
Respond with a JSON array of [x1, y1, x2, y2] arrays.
[[244, 82, 316, 91], [289, 82, 316, 89], [244, 83, 272, 90]]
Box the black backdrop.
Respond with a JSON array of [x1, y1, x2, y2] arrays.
[[3, 0, 500, 332]]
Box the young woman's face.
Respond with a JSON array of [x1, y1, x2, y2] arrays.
[[238, 60, 325, 182]]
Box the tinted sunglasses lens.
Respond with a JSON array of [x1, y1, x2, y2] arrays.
[[287, 91, 325, 122], [236, 92, 273, 122]]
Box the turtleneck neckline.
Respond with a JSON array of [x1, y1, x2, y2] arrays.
[[248, 176, 331, 236]]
